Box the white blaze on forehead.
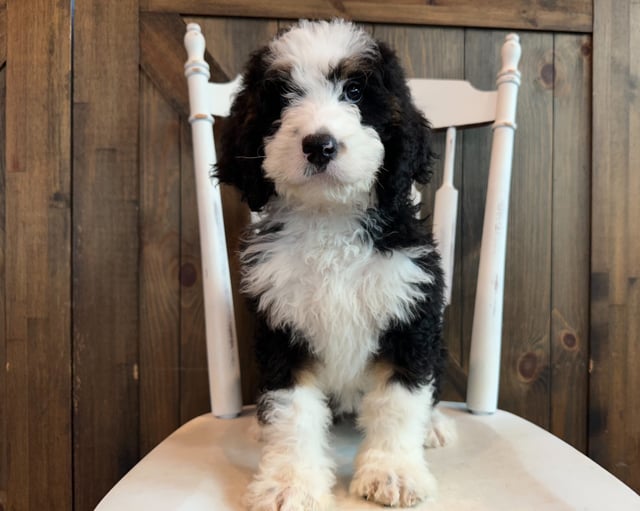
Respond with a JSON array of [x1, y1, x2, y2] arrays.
[[267, 20, 377, 86]]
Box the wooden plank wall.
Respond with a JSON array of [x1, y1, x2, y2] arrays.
[[591, 0, 640, 487], [1, 1, 639, 509], [0, 9, 6, 504], [72, 1, 140, 509], [551, 32, 591, 452], [4, 2, 72, 511]]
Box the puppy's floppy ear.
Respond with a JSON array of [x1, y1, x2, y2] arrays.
[[375, 42, 435, 210], [216, 46, 278, 212]]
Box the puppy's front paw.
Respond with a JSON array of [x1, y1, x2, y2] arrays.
[[245, 478, 332, 511], [424, 408, 457, 448], [349, 450, 437, 507]]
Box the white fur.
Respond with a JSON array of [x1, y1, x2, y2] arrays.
[[243, 204, 435, 408], [424, 406, 458, 448], [245, 384, 335, 511], [263, 99, 384, 209], [268, 20, 377, 89], [350, 380, 438, 507]]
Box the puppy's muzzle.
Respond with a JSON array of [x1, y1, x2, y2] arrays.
[[302, 133, 338, 173]]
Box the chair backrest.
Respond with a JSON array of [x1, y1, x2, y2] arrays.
[[184, 23, 521, 418]]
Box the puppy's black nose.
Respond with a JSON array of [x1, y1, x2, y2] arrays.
[[302, 133, 338, 169]]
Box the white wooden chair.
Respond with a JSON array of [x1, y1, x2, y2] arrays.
[[95, 23, 640, 510]]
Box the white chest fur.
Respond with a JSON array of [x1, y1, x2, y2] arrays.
[[242, 210, 434, 397]]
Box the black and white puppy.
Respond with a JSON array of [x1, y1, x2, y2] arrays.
[[217, 19, 453, 510]]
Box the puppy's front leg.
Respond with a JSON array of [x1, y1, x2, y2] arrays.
[[245, 383, 335, 511], [350, 375, 437, 508]]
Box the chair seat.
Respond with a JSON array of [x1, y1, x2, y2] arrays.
[[96, 401, 639, 510]]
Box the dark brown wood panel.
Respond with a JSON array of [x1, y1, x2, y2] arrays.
[[0, 65, 6, 511], [591, 0, 640, 490], [138, 24, 231, 420], [0, 7, 6, 67], [501, 30, 554, 428], [139, 72, 182, 456], [141, 12, 230, 117], [5, 1, 72, 510], [550, 33, 591, 452], [144, 0, 593, 32], [141, 12, 194, 117], [73, 0, 140, 509]]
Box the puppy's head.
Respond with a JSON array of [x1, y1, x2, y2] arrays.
[[217, 19, 434, 212]]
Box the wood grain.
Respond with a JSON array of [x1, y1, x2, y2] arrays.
[[501, 31, 554, 428], [464, 30, 554, 427], [140, 12, 229, 118], [590, 0, 640, 490], [0, 67, 6, 511], [0, 7, 6, 67], [550, 33, 591, 452], [72, 0, 140, 508], [139, 72, 182, 456], [143, 0, 593, 33], [372, 24, 466, 401], [5, 1, 72, 510]]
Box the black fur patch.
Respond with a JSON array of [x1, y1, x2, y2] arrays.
[[215, 47, 280, 211], [253, 315, 314, 394], [376, 249, 447, 398]]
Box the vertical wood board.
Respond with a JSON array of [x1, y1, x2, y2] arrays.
[[0, 7, 6, 67], [501, 30, 554, 427], [0, 66, 6, 511], [139, 72, 182, 456], [72, 0, 140, 508], [590, 0, 640, 490], [550, 33, 591, 452], [5, 1, 72, 510]]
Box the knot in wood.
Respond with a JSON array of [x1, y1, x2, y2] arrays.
[[517, 351, 538, 382], [180, 262, 198, 287], [540, 63, 556, 88], [561, 331, 578, 350]]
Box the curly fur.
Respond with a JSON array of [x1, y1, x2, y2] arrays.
[[216, 19, 449, 510]]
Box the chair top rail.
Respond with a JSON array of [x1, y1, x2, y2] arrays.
[[408, 79, 498, 129], [207, 76, 243, 117]]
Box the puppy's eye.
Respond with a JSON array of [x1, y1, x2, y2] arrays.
[[342, 80, 363, 104]]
